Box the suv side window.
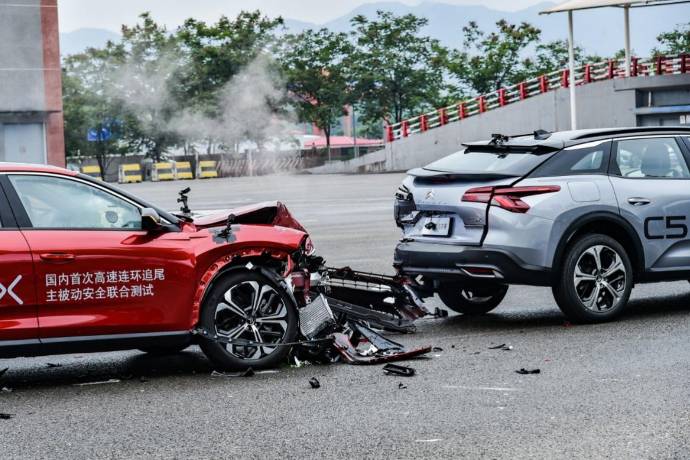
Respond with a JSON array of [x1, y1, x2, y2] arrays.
[[8, 175, 142, 230], [529, 141, 610, 178], [612, 137, 690, 179]]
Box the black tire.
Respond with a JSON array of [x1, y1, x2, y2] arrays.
[[552, 233, 632, 323], [438, 282, 508, 315], [138, 345, 189, 355], [198, 270, 298, 371]]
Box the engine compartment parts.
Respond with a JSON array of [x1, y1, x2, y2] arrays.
[[298, 295, 337, 340], [314, 266, 443, 333]]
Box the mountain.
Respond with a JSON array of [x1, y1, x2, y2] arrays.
[[60, 2, 690, 57], [285, 0, 689, 56], [60, 28, 120, 56]]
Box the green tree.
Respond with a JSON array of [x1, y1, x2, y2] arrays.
[[447, 20, 540, 95], [654, 22, 690, 55], [62, 46, 134, 178], [350, 11, 449, 127], [281, 29, 354, 157], [176, 11, 284, 138], [112, 13, 183, 161], [521, 40, 583, 77]]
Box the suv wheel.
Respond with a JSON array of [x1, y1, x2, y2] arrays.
[[553, 234, 632, 323], [438, 282, 508, 315], [198, 270, 298, 370]]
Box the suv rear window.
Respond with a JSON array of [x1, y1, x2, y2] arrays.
[[529, 141, 610, 178], [424, 150, 552, 177]]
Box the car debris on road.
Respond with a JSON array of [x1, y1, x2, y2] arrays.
[[515, 368, 541, 375], [382, 363, 416, 377]]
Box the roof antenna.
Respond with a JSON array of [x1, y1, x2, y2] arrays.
[[490, 133, 510, 145], [533, 129, 551, 140]]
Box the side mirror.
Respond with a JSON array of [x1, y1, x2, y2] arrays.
[[141, 208, 162, 232]]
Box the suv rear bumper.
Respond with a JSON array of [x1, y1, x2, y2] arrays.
[[394, 241, 552, 286]]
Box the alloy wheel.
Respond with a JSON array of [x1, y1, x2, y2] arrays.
[[573, 245, 627, 312], [214, 281, 289, 360]]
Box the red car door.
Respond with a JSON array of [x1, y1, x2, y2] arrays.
[[0, 184, 38, 346], [3, 173, 197, 339]]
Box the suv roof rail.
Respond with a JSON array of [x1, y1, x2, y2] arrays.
[[573, 126, 690, 140]]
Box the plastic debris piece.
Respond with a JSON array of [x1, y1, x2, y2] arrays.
[[383, 363, 415, 377], [398, 382, 408, 389], [432, 347, 443, 352], [0, 413, 13, 420], [515, 368, 541, 375], [489, 344, 513, 351], [434, 308, 448, 318], [331, 332, 431, 365], [1, 387, 12, 393], [309, 377, 320, 389]]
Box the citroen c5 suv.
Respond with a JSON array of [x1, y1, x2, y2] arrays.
[[394, 127, 690, 322]]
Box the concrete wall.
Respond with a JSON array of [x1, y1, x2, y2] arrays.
[[0, 0, 64, 166], [0, 0, 45, 111], [310, 73, 690, 174]]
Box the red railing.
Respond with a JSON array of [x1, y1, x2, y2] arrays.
[[385, 54, 689, 143]]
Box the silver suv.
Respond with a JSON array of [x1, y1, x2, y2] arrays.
[[394, 127, 690, 323]]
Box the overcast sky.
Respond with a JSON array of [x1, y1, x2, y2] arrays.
[[58, 0, 549, 32]]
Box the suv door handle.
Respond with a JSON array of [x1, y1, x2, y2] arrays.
[[40, 253, 76, 264], [627, 197, 651, 206]]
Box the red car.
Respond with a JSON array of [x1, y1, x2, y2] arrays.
[[0, 163, 316, 369]]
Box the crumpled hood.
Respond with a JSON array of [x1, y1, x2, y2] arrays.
[[191, 201, 306, 232]]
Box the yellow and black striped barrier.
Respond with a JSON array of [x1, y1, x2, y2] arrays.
[[81, 165, 102, 179], [196, 160, 218, 179], [118, 163, 142, 183], [151, 162, 175, 182], [175, 161, 193, 180]]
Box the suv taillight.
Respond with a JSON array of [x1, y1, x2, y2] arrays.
[[462, 185, 560, 213]]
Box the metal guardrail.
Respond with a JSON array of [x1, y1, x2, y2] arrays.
[[385, 54, 689, 143]]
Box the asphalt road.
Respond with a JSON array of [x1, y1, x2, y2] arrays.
[[2, 173, 690, 459]]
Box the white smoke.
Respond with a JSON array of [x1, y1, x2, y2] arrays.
[[108, 51, 299, 156], [171, 54, 299, 155]]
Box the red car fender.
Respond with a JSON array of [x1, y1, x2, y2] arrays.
[[189, 248, 294, 327]]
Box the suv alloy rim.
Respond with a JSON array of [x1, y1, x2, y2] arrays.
[[573, 245, 627, 312], [214, 281, 289, 359]]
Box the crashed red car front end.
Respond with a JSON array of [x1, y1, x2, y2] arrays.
[[0, 165, 431, 369]]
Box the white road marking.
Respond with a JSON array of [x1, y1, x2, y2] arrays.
[[442, 385, 522, 392], [415, 439, 443, 443], [73, 379, 121, 386]]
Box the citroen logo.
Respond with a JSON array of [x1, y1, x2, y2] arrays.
[[425, 190, 435, 200]]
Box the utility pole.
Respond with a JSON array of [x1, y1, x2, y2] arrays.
[[352, 105, 359, 158]]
